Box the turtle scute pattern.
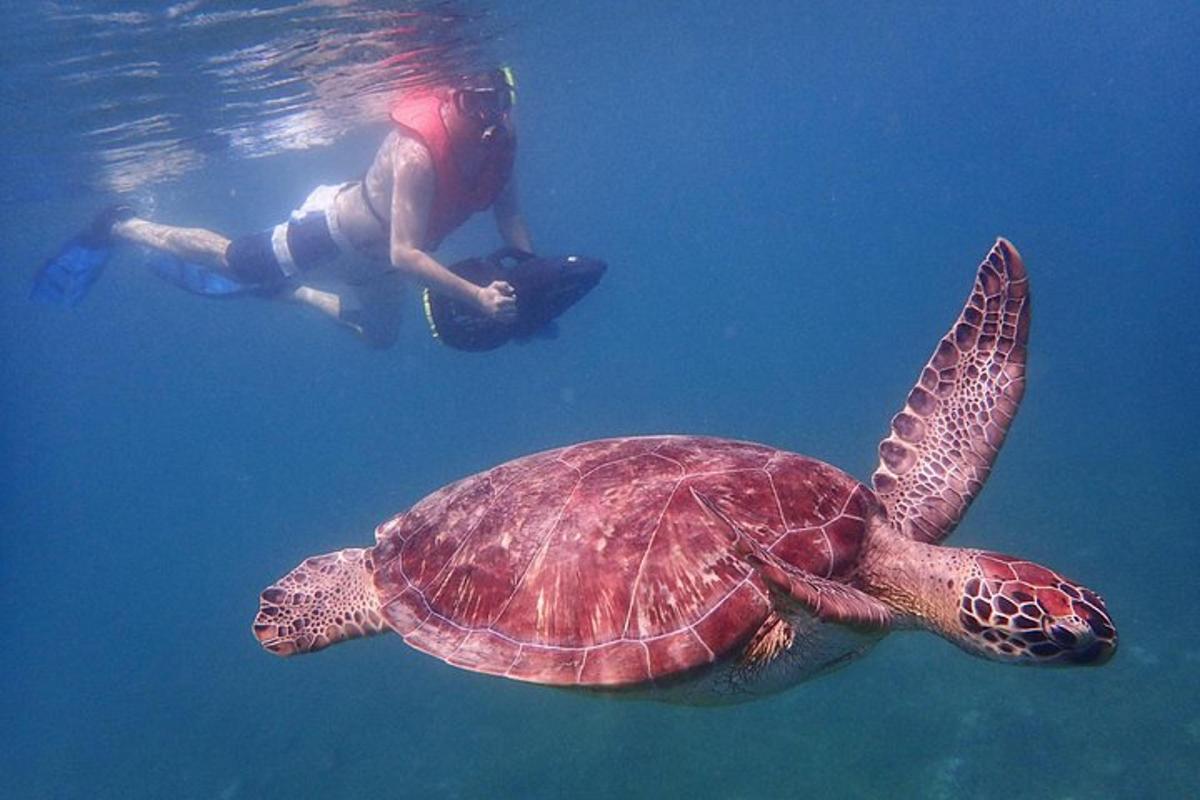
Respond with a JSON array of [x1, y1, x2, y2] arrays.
[[367, 436, 870, 688], [872, 239, 1030, 544], [254, 548, 387, 656]]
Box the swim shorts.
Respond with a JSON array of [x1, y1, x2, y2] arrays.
[[224, 183, 360, 285]]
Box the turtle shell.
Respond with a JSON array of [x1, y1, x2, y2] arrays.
[[369, 435, 873, 687]]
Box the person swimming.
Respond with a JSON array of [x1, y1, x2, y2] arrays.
[[33, 68, 545, 349]]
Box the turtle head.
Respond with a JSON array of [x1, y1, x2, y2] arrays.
[[954, 552, 1117, 666]]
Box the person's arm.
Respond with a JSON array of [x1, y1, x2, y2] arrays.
[[388, 144, 516, 320], [493, 174, 534, 254]]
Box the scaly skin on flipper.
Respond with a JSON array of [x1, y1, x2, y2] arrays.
[[873, 238, 1029, 544], [741, 612, 795, 669], [254, 548, 387, 656]]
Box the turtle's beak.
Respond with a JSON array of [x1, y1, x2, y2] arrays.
[[1049, 594, 1118, 666]]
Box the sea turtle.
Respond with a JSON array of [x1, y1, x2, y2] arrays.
[[253, 239, 1117, 702]]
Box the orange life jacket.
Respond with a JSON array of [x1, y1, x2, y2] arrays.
[[390, 85, 516, 250]]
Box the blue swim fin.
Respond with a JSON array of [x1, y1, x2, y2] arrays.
[[30, 235, 112, 306], [149, 255, 251, 297], [31, 205, 136, 307]]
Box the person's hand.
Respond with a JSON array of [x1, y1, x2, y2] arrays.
[[476, 280, 517, 322]]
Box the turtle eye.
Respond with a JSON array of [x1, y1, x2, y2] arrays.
[[1044, 620, 1079, 649]]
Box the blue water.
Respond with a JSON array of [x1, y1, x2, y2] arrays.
[[4, 2, 1198, 798]]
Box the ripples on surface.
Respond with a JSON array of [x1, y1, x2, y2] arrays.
[[11, 1, 502, 192]]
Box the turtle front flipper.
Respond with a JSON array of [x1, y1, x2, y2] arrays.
[[691, 489, 892, 631], [253, 548, 387, 656], [872, 238, 1030, 544], [750, 554, 893, 630]]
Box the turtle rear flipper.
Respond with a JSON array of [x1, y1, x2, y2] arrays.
[[254, 548, 386, 656]]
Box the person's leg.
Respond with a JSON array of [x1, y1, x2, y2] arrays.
[[286, 277, 404, 347], [109, 204, 383, 345], [345, 271, 404, 348], [289, 284, 342, 319], [112, 218, 231, 271], [116, 212, 353, 321], [287, 284, 371, 340]]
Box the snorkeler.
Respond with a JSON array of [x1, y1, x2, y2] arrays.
[[32, 68, 548, 349]]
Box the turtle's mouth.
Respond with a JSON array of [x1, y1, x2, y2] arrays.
[[1039, 615, 1117, 665]]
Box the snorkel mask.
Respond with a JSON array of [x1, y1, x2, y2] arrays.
[[453, 67, 516, 119], [452, 67, 516, 143]]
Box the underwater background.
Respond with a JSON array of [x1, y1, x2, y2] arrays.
[[3, 2, 1198, 798]]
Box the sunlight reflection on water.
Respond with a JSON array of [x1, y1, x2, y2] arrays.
[[25, 1, 501, 192]]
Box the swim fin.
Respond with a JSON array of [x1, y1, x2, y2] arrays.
[[30, 205, 134, 306], [148, 254, 251, 297], [29, 235, 113, 306]]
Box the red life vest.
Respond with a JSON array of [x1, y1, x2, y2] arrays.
[[390, 86, 516, 250]]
